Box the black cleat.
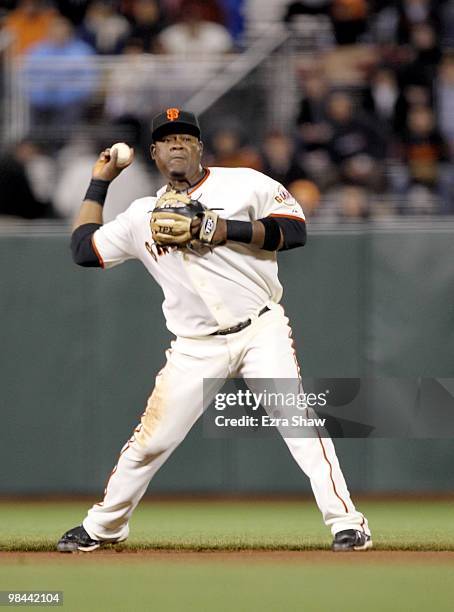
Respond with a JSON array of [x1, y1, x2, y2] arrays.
[[332, 529, 373, 552], [57, 525, 101, 553]]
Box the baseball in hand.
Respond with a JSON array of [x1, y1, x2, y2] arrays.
[[110, 142, 132, 168]]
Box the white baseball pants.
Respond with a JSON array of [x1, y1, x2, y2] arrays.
[[83, 304, 370, 541]]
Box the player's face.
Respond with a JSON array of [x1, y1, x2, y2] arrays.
[[151, 133, 203, 182]]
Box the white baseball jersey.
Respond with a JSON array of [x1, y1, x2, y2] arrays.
[[93, 167, 306, 337], [82, 166, 370, 544]]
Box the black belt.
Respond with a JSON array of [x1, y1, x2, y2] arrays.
[[211, 306, 270, 336]]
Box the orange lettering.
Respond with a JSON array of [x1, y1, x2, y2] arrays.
[[166, 108, 180, 121]]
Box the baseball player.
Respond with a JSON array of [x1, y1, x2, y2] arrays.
[[57, 108, 372, 553]]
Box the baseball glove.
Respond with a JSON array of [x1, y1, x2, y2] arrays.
[[151, 190, 221, 249]]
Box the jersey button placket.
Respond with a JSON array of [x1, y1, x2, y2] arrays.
[[182, 253, 234, 328]]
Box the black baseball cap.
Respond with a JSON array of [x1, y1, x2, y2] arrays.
[[151, 108, 201, 142]]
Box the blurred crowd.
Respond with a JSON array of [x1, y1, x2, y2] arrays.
[[0, 0, 242, 56], [282, 0, 454, 218], [2, 0, 243, 55], [0, 0, 454, 221]]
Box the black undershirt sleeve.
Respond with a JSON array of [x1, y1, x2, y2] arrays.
[[272, 217, 307, 251], [227, 217, 307, 251], [259, 217, 282, 251], [70, 223, 103, 267]]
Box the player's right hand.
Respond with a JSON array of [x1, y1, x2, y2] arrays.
[[92, 148, 134, 182]]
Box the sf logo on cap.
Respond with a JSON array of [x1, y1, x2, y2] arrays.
[[166, 108, 180, 121]]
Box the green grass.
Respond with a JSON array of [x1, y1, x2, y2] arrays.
[[1, 500, 454, 611], [1, 561, 454, 612], [0, 499, 454, 551]]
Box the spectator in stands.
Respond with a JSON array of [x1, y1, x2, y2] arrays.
[[4, 0, 58, 56], [14, 138, 56, 208], [337, 184, 370, 219], [79, 0, 131, 54], [128, 0, 165, 53], [24, 16, 97, 130], [436, 51, 454, 155], [294, 147, 336, 191], [369, 1, 401, 45], [287, 178, 321, 217], [56, 0, 92, 26], [399, 22, 442, 89], [330, 0, 368, 45], [396, 0, 441, 45], [441, 0, 454, 47], [325, 90, 385, 191], [158, 0, 233, 54], [393, 83, 432, 137], [52, 134, 103, 219], [0, 140, 58, 219], [400, 104, 450, 199], [207, 127, 262, 170], [261, 131, 306, 187], [362, 67, 399, 133], [294, 73, 336, 191], [296, 74, 331, 152]]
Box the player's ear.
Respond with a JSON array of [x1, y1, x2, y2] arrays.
[[198, 140, 203, 156], [150, 144, 156, 160]]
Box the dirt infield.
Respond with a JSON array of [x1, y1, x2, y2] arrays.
[[2, 550, 454, 564]]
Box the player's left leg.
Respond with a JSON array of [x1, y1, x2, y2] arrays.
[[237, 304, 371, 546], [57, 335, 230, 551]]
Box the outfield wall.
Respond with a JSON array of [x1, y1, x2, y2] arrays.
[[1, 220, 454, 494]]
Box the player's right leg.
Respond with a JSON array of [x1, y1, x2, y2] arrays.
[[237, 304, 372, 551], [57, 336, 229, 552]]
